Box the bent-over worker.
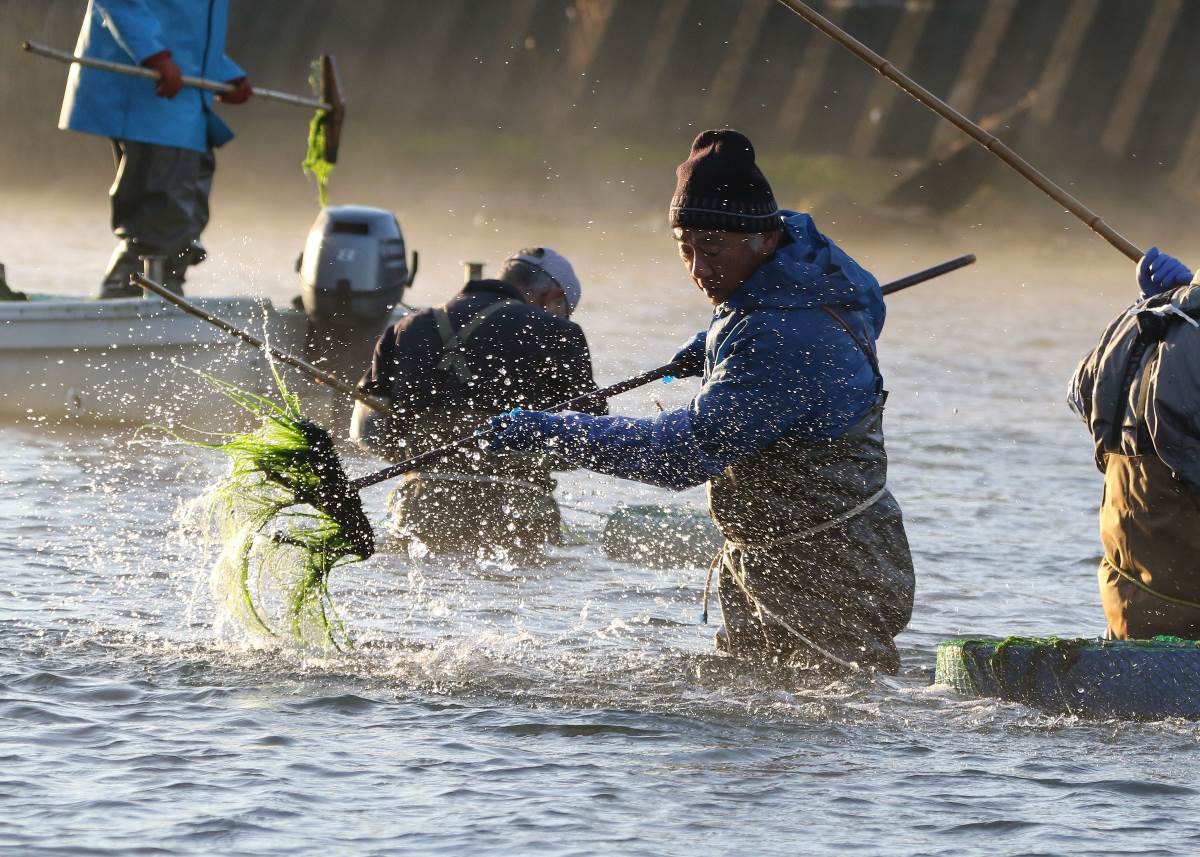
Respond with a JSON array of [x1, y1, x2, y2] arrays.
[[489, 130, 915, 673], [351, 248, 604, 556], [1069, 247, 1200, 639], [60, 0, 252, 297]]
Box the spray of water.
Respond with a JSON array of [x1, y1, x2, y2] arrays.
[[171, 365, 364, 650]]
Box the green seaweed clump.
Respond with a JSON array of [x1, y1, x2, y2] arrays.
[[183, 369, 368, 649], [302, 108, 334, 208], [301, 60, 335, 208]]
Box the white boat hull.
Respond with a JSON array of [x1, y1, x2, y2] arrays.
[[0, 296, 339, 427]]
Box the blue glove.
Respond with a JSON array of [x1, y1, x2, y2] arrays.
[[670, 331, 706, 378], [1137, 247, 1192, 297], [487, 408, 576, 453]]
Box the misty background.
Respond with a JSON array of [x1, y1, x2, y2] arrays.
[[2, 0, 1196, 327]]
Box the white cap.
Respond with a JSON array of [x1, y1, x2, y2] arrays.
[[506, 247, 582, 313]]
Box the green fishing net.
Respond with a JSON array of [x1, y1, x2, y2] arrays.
[[301, 61, 334, 207], [181, 368, 373, 649]]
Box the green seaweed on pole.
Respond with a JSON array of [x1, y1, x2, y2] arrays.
[[182, 365, 372, 649], [302, 105, 334, 208], [301, 55, 345, 208]]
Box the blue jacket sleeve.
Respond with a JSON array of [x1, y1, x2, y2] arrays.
[[527, 309, 878, 490], [539, 408, 727, 491], [670, 331, 707, 378], [690, 308, 879, 458], [865, 277, 886, 338], [92, 0, 167, 63]]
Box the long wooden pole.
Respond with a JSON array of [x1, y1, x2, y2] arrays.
[[130, 273, 391, 414], [772, 0, 1143, 262], [22, 41, 330, 111]]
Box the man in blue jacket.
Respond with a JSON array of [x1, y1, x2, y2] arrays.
[[59, 1, 251, 297], [491, 129, 915, 674]]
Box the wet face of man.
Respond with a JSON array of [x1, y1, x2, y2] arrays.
[[673, 228, 781, 305]]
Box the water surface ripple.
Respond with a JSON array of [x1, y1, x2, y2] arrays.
[[3, 264, 1199, 856]]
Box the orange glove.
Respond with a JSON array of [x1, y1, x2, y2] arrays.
[[142, 50, 183, 98], [218, 76, 253, 105]]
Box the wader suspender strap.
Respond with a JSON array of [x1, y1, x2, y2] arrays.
[[1105, 337, 1153, 458], [432, 300, 517, 383], [1131, 345, 1160, 454], [820, 305, 885, 398], [1107, 300, 1200, 457]]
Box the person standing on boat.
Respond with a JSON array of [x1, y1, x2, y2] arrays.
[[59, 1, 251, 298], [488, 130, 915, 674], [1069, 248, 1200, 639], [351, 248, 605, 557]]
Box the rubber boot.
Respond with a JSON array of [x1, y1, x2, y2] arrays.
[[98, 241, 144, 299], [161, 240, 207, 295]]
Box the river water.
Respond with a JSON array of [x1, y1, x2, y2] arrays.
[[3, 190, 1199, 856]]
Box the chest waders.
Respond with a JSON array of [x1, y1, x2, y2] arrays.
[[703, 306, 914, 675], [1097, 310, 1200, 637]]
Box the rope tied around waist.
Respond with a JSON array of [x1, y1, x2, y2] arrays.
[[1108, 562, 1200, 613], [704, 545, 861, 673], [700, 485, 890, 670], [721, 486, 888, 553]]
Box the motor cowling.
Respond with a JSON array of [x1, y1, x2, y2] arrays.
[[298, 206, 413, 324]]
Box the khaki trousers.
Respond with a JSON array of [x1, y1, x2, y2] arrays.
[[1099, 454, 1200, 639]]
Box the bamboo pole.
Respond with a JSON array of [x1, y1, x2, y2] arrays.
[[22, 41, 330, 111], [772, 0, 1143, 262]]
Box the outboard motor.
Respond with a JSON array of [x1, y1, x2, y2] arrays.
[[297, 206, 418, 407]]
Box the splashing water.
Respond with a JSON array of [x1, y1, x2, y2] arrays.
[[173, 367, 368, 649]]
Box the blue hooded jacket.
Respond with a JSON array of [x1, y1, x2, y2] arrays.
[[59, 0, 244, 152], [539, 211, 886, 490]]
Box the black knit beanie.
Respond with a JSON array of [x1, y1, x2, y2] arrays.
[[669, 129, 783, 232]]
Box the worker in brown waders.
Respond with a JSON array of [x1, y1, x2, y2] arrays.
[[488, 130, 915, 674], [350, 248, 604, 558], [1070, 247, 1200, 639]]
